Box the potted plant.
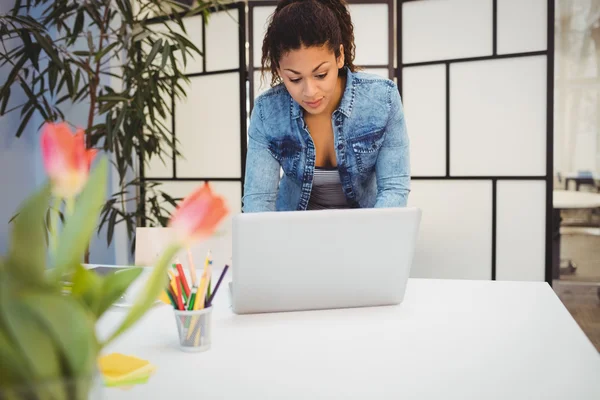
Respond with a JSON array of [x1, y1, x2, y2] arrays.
[[0, 122, 228, 399], [0, 0, 228, 261]]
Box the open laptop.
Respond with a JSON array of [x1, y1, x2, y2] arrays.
[[230, 207, 422, 314]]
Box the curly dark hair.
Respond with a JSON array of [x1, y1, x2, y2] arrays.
[[261, 0, 357, 87]]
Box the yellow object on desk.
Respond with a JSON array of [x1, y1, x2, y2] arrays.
[[98, 353, 157, 387]]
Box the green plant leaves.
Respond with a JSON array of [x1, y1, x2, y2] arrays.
[[7, 183, 51, 287], [70, 264, 103, 314], [50, 157, 108, 282], [0, 289, 64, 399], [96, 267, 143, 316], [19, 292, 98, 378], [103, 244, 180, 346], [70, 265, 144, 319]]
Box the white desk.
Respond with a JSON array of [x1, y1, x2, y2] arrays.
[[553, 190, 600, 209], [552, 191, 600, 279], [98, 274, 600, 399]]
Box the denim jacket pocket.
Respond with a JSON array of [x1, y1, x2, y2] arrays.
[[349, 130, 385, 173], [267, 138, 301, 177]]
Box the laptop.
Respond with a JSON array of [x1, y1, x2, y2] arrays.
[[230, 207, 422, 314]]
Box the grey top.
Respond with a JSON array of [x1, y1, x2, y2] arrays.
[[307, 167, 352, 210]]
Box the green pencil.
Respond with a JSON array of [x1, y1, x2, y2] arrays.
[[166, 288, 177, 308]]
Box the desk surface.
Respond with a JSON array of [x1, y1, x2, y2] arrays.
[[98, 276, 600, 400], [553, 190, 600, 209]]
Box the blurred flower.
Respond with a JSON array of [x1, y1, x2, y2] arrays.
[[168, 182, 228, 245], [41, 122, 97, 199]]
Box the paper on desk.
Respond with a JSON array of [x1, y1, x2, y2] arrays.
[[98, 353, 157, 388]]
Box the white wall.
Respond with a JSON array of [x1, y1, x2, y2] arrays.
[[0, 2, 45, 255]]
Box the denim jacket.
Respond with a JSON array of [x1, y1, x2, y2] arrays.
[[242, 68, 410, 212]]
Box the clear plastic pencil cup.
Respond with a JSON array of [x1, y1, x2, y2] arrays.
[[173, 307, 212, 352]]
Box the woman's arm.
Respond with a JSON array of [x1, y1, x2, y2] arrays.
[[374, 84, 410, 208], [242, 100, 281, 212]]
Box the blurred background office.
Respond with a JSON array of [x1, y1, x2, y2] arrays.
[[553, 0, 600, 351], [0, 0, 598, 348]]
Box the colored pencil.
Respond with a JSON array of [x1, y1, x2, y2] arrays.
[[176, 263, 191, 298], [206, 264, 229, 307], [173, 275, 184, 310]]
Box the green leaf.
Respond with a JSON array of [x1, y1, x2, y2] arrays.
[[107, 208, 117, 246], [73, 50, 93, 57], [0, 86, 10, 115], [0, 278, 32, 388], [0, 320, 31, 387], [31, 31, 64, 69], [0, 291, 64, 396], [6, 183, 51, 286], [73, 9, 84, 37], [144, 39, 162, 70], [74, 69, 81, 93], [19, 292, 98, 377], [14, 107, 34, 138], [160, 42, 170, 69], [103, 244, 180, 347], [50, 157, 108, 282], [86, 31, 95, 53], [95, 41, 119, 63], [96, 267, 143, 317], [70, 264, 103, 314], [48, 60, 58, 94], [0, 53, 27, 102], [98, 94, 129, 102]]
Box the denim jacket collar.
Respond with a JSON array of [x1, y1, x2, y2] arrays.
[[290, 67, 356, 120]]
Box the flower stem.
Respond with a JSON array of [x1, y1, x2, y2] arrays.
[[65, 197, 75, 218], [48, 197, 62, 262]]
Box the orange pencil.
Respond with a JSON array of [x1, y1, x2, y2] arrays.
[[173, 275, 184, 310]]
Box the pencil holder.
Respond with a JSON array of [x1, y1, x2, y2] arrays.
[[173, 307, 212, 352]]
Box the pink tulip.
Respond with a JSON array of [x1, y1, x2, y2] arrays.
[[41, 122, 98, 199], [168, 182, 229, 245]]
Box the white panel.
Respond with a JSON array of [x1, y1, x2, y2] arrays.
[[450, 56, 547, 176], [408, 181, 493, 280], [146, 153, 172, 178], [403, 65, 446, 176], [402, 0, 493, 63], [144, 181, 241, 270], [496, 181, 546, 281], [497, 0, 547, 54], [254, 70, 273, 99], [176, 73, 241, 178], [349, 3, 389, 66], [362, 68, 390, 79], [253, 6, 276, 68], [147, 16, 203, 75], [205, 10, 240, 71]]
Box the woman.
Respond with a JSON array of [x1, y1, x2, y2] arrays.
[[242, 0, 410, 212]]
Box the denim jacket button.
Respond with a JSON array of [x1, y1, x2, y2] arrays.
[[337, 144, 344, 150]]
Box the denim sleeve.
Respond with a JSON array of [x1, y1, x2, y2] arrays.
[[241, 100, 281, 212], [374, 83, 410, 208]]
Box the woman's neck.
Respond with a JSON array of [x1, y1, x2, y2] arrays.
[[325, 74, 346, 116]]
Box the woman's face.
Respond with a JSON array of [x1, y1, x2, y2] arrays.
[[277, 44, 344, 116]]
